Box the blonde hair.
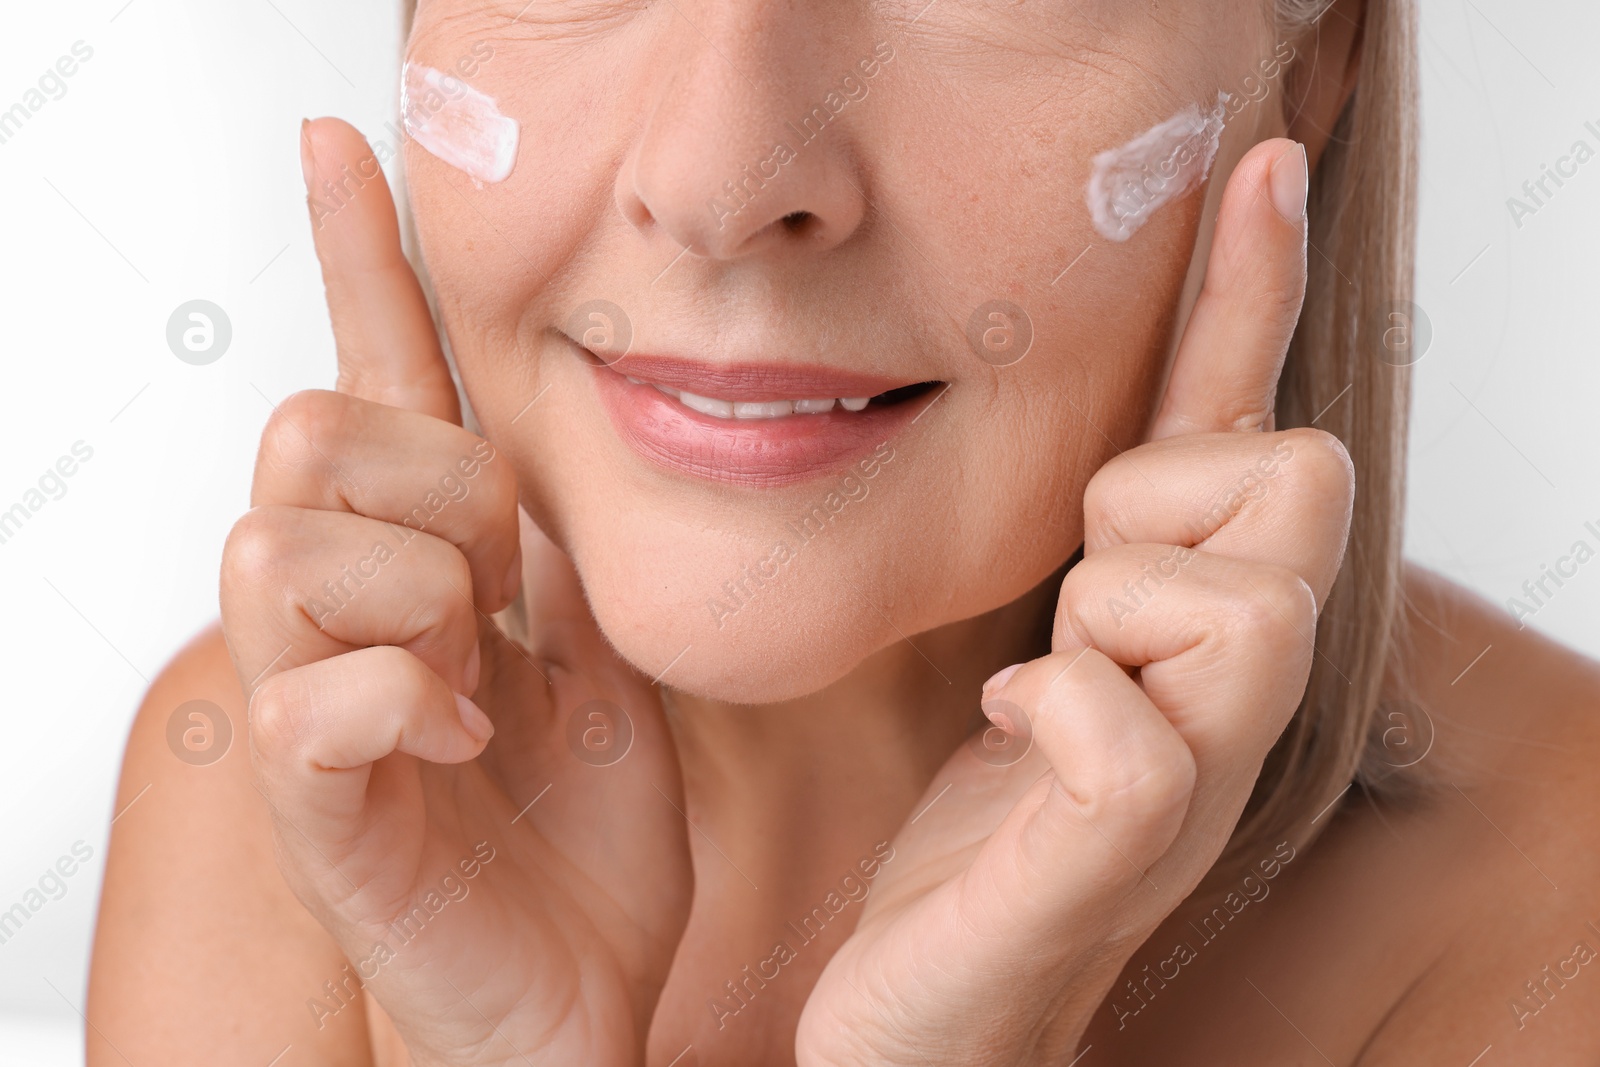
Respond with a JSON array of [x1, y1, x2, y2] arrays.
[[1217, 0, 1423, 882], [397, 0, 1424, 880]]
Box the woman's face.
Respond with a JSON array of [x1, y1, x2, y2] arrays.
[[403, 0, 1286, 702]]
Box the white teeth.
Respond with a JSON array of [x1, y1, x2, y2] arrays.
[[734, 400, 794, 419], [638, 381, 877, 419], [677, 390, 735, 418]]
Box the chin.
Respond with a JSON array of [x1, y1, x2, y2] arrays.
[[565, 516, 912, 704]]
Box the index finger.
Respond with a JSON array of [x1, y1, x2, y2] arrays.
[[1147, 137, 1309, 440], [301, 117, 461, 424]]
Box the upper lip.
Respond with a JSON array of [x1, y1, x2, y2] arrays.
[[590, 351, 930, 402]]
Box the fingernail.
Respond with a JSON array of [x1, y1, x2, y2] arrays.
[[981, 702, 1017, 736], [455, 692, 494, 743], [464, 642, 482, 695], [501, 546, 523, 606], [299, 118, 316, 191], [1269, 141, 1308, 224], [982, 662, 1024, 696]]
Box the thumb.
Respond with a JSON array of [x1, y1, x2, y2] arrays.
[[301, 116, 461, 424]]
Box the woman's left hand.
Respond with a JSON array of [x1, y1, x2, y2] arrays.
[[797, 138, 1355, 1065]]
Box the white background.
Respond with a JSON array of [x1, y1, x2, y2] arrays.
[[0, 1, 1594, 1062]]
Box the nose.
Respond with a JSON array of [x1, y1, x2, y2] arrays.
[[615, 11, 871, 261]]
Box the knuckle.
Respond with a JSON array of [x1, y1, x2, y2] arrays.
[[364, 643, 429, 686], [1278, 426, 1355, 498], [248, 672, 308, 759], [1206, 252, 1303, 347], [259, 389, 348, 477], [1080, 462, 1136, 550], [432, 433, 518, 529], [1054, 554, 1108, 636], [1086, 737, 1196, 836], [477, 442, 520, 522], [222, 506, 296, 595], [1261, 269, 1306, 316], [1229, 239, 1305, 311], [397, 548, 475, 646], [1228, 562, 1315, 640], [441, 543, 476, 603], [1047, 648, 1197, 830], [363, 646, 446, 711]]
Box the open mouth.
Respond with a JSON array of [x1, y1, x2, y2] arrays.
[[570, 338, 943, 487], [623, 377, 942, 420]]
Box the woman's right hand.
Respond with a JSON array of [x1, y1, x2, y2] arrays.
[[217, 118, 693, 1067]]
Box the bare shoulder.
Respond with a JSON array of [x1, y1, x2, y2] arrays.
[[86, 623, 378, 1066], [1398, 562, 1600, 805], [1354, 565, 1600, 1063]]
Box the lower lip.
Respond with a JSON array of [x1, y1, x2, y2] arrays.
[[592, 368, 926, 487]]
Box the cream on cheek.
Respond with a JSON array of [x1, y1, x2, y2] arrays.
[[1086, 91, 1230, 242], [401, 61, 521, 185]]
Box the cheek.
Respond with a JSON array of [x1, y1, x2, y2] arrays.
[[860, 48, 1230, 386], [407, 34, 636, 398]]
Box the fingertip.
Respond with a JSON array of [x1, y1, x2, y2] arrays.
[[454, 692, 494, 745], [1234, 135, 1295, 183], [981, 662, 1024, 699], [980, 699, 1018, 737], [1152, 135, 1308, 439], [301, 116, 457, 420], [1220, 137, 1299, 227], [300, 117, 347, 199], [301, 118, 392, 234]]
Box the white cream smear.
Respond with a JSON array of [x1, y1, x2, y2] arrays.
[[1086, 92, 1230, 242], [401, 62, 520, 185]]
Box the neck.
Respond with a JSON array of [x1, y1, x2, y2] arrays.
[[664, 569, 1061, 883]]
